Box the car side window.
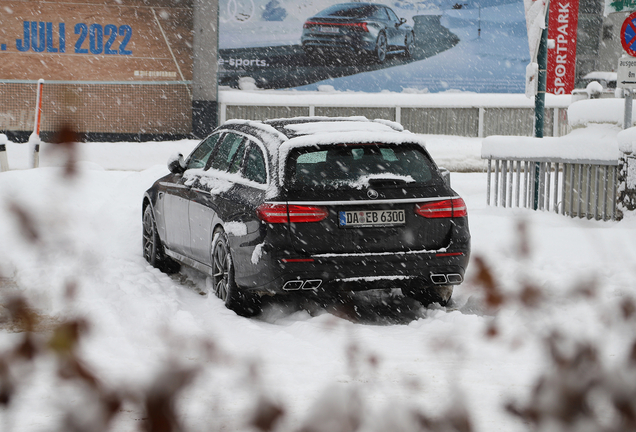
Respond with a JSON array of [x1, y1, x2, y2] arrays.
[[209, 133, 245, 172], [244, 144, 267, 184], [187, 133, 222, 170], [228, 140, 247, 174], [386, 8, 399, 23], [371, 7, 388, 20]]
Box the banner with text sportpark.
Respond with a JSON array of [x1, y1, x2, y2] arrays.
[[546, 0, 579, 94]]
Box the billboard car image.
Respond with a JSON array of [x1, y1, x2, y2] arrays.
[[219, 0, 529, 93], [300, 3, 415, 64]]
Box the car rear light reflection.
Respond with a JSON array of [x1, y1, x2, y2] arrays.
[[280, 258, 315, 263], [303, 21, 368, 31], [257, 204, 328, 223], [347, 22, 369, 31], [415, 198, 468, 218]]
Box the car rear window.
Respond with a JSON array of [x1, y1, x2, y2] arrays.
[[286, 144, 438, 189], [317, 4, 382, 19]]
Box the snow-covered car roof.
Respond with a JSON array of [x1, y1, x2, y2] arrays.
[[582, 71, 617, 81], [224, 116, 422, 150], [221, 116, 427, 189]]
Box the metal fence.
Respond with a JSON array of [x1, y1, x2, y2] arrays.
[[486, 158, 619, 221], [0, 80, 192, 135], [221, 104, 569, 138], [2, 80, 570, 139]]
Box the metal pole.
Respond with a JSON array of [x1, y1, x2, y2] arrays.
[[612, 166, 618, 220], [486, 158, 492, 205], [533, 8, 549, 210], [494, 160, 500, 206], [625, 89, 633, 130], [502, 160, 508, 207], [515, 161, 521, 207], [523, 161, 529, 208], [0, 134, 8, 172], [554, 162, 560, 213], [192, 0, 220, 138]]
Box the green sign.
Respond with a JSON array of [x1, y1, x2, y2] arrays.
[[607, 0, 636, 14]]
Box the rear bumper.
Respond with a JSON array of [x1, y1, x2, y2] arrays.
[[301, 34, 375, 55], [240, 245, 470, 294]]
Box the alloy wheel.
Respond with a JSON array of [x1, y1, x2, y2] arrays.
[[376, 33, 387, 63], [405, 33, 414, 58], [142, 208, 156, 264], [213, 237, 230, 301]]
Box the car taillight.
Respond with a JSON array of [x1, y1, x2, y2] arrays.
[[303, 21, 317, 29], [257, 204, 289, 223], [415, 198, 467, 218], [257, 204, 328, 223], [345, 22, 369, 31]]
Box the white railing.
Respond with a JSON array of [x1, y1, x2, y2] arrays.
[[219, 91, 571, 138], [486, 159, 619, 220], [482, 126, 622, 221]]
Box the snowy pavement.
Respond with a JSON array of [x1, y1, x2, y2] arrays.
[[1, 138, 635, 431]]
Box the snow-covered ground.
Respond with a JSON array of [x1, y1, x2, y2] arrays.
[[1, 135, 636, 431]]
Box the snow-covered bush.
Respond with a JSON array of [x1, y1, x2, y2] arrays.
[[569, 99, 636, 129]]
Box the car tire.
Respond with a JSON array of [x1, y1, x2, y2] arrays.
[[374, 32, 387, 63], [402, 284, 453, 307], [142, 205, 180, 274], [404, 32, 414, 58], [211, 229, 261, 317]]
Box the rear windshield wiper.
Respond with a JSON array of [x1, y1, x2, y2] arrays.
[[368, 178, 408, 187]]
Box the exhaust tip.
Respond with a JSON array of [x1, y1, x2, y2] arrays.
[[430, 274, 448, 284], [283, 280, 304, 291], [303, 279, 322, 290], [447, 273, 463, 284]]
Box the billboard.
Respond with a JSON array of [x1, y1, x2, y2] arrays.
[[218, 0, 532, 93], [0, 0, 193, 82], [0, 0, 573, 95]]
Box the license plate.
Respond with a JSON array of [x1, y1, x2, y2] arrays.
[[339, 210, 405, 227], [318, 26, 339, 33]]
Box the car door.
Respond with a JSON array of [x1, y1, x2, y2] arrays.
[[384, 7, 403, 50], [188, 132, 247, 265], [162, 132, 223, 256], [226, 141, 270, 285]]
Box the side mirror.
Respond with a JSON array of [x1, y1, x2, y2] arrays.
[[168, 153, 186, 174], [399, 17, 407, 26], [439, 167, 451, 188]]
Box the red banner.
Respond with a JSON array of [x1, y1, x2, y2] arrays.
[[546, 0, 579, 94]]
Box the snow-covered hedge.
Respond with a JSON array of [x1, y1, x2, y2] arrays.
[[568, 98, 636, 129], [481, 124, 622, 163], [617, 127, 636, 154]]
